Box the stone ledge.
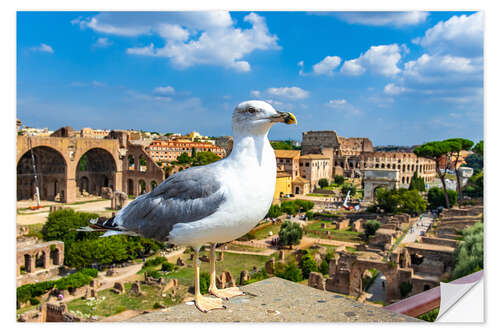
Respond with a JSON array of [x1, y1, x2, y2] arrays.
[[128, 277, 420, 322]]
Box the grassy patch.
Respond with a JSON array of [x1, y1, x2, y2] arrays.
[[164, 251, 270, 286], [66, 283, 185, 318], [249, 222, 282, 240], [24, 223, 44, 239], [225, 243, 268, 253], [305, 221, 363, 242], [306, 193, 332, 197]]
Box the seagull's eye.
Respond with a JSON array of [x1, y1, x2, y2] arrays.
[[247, 107, 257, 113]]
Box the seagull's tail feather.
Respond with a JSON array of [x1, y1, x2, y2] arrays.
[[76, 216, 138, 237]]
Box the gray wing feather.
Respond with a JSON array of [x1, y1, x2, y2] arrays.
[[117, 165, 225, 241]]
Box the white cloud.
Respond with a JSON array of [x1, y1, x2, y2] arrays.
[[334, 11, 429, 27], [154, 86, 175, 95], [266, 87, 309, 100], [340, 44, 403, 77], [30, 43, 54, 53], [126, 43, 155, 56], [384, 83, 407, 95], [93, 37, 112, 48], [413, 12, 483, 57], [312, 56, 342, 76], [403, 53, 482, 83], [76, 12, 280, 72], [327, 99, 347, 106], [325, 99, 361, 115], [250, 90, 261, 98]]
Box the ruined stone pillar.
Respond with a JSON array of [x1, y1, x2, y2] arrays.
[[64, 178, 77, 203], [218, 250, 224, 261], [28, 253, 35, 273], [43, 250, 50, 269]]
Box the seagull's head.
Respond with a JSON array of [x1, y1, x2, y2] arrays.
[[232, 100, 297, 137]]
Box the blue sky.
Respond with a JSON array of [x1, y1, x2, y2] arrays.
[[17, 11, 483, 145]]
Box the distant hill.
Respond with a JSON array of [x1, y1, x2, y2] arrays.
[[374, 145, 418, 152]]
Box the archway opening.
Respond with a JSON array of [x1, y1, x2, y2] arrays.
[[127, 179, 134, 196], [139, 179, 146, 195], [361, 268, 387, 303], [35, 251, 46, 269], [128, 155, 135, 171], [24, 254, 32, 273], [50, 248, 60, 265], [151, 180, 158, 190], [76, 148, 116, 197], [17, 146, 67, 201], [139, 155, 147, 172]]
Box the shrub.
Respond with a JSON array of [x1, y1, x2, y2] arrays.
[[143, 256, 168, 269], [341, 184, 356, 196], [199, 272, 210, 294], [299, 253, 318, 279], [399, 281, 413, 298], [266, 204, 282, 219], [278, 221, 303, 248], [334, 175, 344, 185], [153, 302, 163, 309], [275, 262, 303, 282], [375, 188, 427, 215], [452, 222, 483, 279], [319, 259, 329, 275], [318, 178, 329, 189], [30, 298, 40, 306], [161, 262, 176, 272], [364, 220, 381, 238], [428, 187, 457, 209]]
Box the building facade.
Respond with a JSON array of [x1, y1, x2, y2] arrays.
[[145, 139, 225, 163]]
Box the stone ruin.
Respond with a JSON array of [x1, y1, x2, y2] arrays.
[[200, 254, 210, 263], [216, 271, 236, 289], [17, 240, 65, 285], [162, 278, 178, 294], [265, 257, 275, 274], [112, 282, 125, 294], [218, 250, 224, 261], [308, 272, 326, 291], [129, 281, 144, 296], [101, 187, 114, 199], [19, 303, 89, 322], [111, 191, 128, 210], [279, 250, 285, 262], [176, 257, 185, 266], [240, 270, 250, 285]]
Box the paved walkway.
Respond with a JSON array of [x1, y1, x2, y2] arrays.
[[400, 213, 434, 244], [366, 274, 386, 303]]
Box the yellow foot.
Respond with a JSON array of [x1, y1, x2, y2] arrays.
[[195, 295, 226, 313], [209, 286, 245, 300]]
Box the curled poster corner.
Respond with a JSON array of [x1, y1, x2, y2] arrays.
[[436, 276, 484, 322]]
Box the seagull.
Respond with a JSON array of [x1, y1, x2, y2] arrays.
[[80, 100, 297, 312]]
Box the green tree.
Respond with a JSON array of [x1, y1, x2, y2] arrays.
[[472, 140, 483, 156], [409, 171, 426, 192], [299, 253, 319, 279], [414, 141, 452, 208], [270, 140, 300, 150], [399, 281, 413, 298], [177, 152, 191, 164], [334, 175, 345, 185], [278, 221, 303, 248], [463, 172, 483, 198], [452, 222, 483, 279], [266, 204, 282, 219], [443, 138, 474, 204], [275, 262, 303, 282], [341, 184, 356, 196], [318, 178, 329, 189], [428, 187, 457, 209], [191, 151, 221, 166], [375, 188, 426, 215], [364, 220, 381, 238], [319, 259, 329, 275], [465, 153, 483, 173]]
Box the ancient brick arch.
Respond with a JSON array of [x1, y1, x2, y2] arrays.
[[17, 132, 164, 203], [349, 258, 400, 302], [362, 169, 399, 202], [17, 145, 68, 201], [75, 148, 117, 195]]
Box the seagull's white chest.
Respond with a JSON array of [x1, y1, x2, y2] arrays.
[[168, 136, 277, 247]]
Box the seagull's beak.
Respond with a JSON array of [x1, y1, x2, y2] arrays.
[[270, 111, 298, 125]]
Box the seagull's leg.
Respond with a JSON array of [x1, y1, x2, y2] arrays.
[[193, 246, 225, 313], [208, 243, 245, 300]]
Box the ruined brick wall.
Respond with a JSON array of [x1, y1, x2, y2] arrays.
[[420, 237, 457, 248], [123, 143, 165, 196]]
